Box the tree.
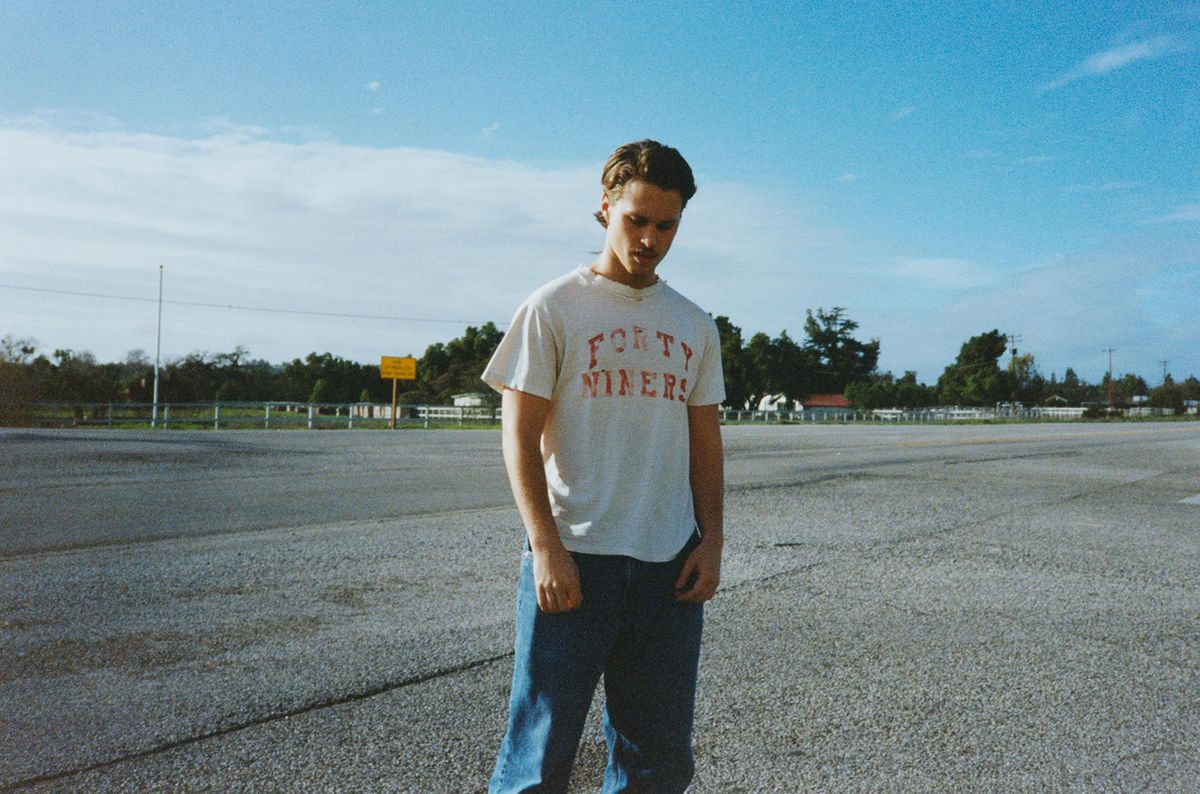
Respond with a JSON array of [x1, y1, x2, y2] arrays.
[[412, 322, 505, 404], [1049, 367, 1086, 405], [1101, 373, 1149, 406], [803, 307, 879, 394], [936, 330, 1011, 406], [713, 316, 751, 409], [844, 370, 936, 410], [1, 335, 39, 365], [1147, 376, 1184, 414], [309, 378, 331, 403], [739, 330, 814, 409], [0, 336, 40, 424], [1007, 352, 1047, 404]]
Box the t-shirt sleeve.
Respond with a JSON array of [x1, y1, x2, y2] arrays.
[[481, 298, 560, 399], [686, 316, 726, 406]]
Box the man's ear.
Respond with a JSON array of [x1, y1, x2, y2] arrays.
[[599, 192, 610, 221]]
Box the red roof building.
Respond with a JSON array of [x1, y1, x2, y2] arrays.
[[801, 393, 850, 409]]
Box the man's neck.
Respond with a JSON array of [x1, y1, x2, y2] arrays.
[[590, 254, 659, 290]]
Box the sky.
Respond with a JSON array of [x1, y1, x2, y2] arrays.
[[1, 1, 1197, 385]]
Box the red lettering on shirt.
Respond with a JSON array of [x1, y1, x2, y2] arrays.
[[641, 370, 658, 397], [587, 333, 605, 370], [662, 372, 677, 400], [632, 326, 648, 351], [678, 378, 688, 401], [681, 341, 694, 372], [656, 330, 675, 358], [618, 368, 634, 396], [610, 328, 626, 353], [580, 371, 601, 398]]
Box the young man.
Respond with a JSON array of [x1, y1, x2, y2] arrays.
[[483, 139, 725, 793]]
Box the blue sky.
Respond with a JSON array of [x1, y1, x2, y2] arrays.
[[1, 1, 1196, 385]]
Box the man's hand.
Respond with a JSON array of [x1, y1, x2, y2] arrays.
[[532, 543, 583, 613], [674, 536, 722, 603]]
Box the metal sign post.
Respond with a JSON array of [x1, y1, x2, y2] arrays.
[[380, 356, 417, 429]]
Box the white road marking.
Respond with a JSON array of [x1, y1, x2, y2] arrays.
[[1180, 494, 1200, 505]]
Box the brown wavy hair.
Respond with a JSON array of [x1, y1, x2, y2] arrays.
[[594, 140, 697, 227]]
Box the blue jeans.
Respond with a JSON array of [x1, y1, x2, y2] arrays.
[[490, 539, 704, 793]]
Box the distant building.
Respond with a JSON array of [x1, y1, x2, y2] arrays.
[[756, 393, 793, 412], [801, 393, 850, 410], [452, 392, 487, 407]]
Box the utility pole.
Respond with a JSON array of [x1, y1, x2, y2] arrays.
[[1006, 334, 1022, 368], [1160, 359, 1170, 384], [152, 266, 163, 428], [1103, 348, 1116, 407], [1005, 334, 1022, 415]]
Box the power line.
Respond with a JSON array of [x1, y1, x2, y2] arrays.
[[0, 283, 504, 327]]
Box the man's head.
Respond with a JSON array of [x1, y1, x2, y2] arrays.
[[594, 140, 696, 229]]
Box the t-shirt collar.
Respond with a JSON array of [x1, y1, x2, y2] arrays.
[[578, 264, 666, 301]]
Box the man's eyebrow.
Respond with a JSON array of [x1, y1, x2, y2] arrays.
[[626, 212, 679, 223]]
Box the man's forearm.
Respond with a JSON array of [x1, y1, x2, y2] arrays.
[[688, 404, 724, 543], [500, 389, 560, 549], [502, 429, 562, 552]]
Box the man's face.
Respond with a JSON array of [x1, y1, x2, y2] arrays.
[[598, 180, 684, 288]]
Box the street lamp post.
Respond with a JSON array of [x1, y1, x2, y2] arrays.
[[152, 266, 163, 428]]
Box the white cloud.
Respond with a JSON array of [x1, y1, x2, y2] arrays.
[[836, 173, 859, 183], [889, 257, 998, 291], [367, 81, 381, 91], [478, 122, 501, 142], [0, 122, 598, 362], [1159, 204, 1200, 222], [1015, 155, 1054, 165], [872, 240, 1200, 382], [1, 116, 1192, 386], [1062, 181, 1141, 194], [1041, 35, 1174, 92], [0, 118, 845, 365], [891, 106, 915, 120]]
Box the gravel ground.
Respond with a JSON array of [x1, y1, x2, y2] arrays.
[[1, 422, 1197, 792]]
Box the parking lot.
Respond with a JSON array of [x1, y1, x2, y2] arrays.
[[2, 422, 1198, 792]]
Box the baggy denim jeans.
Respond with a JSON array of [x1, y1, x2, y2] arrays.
[[489, 538, 704, 793]]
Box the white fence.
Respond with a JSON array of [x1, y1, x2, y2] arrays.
[[29, 401, 1188, 430], [718, 405, 1090, 423], [32, 401, 499, 430]]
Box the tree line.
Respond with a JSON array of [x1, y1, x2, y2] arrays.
[[2, 311, 1197, 425]]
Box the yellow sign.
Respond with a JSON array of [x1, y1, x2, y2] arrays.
[[380, 356, 417, 380]]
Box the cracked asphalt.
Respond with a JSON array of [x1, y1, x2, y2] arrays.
[[1, 422, 1198, 792]]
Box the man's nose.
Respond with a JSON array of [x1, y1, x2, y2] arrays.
[[641, 229, 657, 248]]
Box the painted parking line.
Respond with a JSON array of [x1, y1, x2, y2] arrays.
[[1181, 494, 1200, 506]]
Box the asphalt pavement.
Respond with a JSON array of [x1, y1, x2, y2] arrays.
[[1, 422, 1197, 792]]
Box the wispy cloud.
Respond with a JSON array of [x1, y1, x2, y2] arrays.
[[1062, 180, 1141, 194], [836, 173, 859, 183], [891, 106, 915, 120], [890, 257, 997, 291], [3, 116, 1191, 384], [1015, 155, 1054, 165], [477, 122, 501, 143], [367, 80, 381, 91], [1157, 204, 1200, 222], [0, 117, 842, 365], [0, 120, 597, 362], [1041, 35, 1174, 92]]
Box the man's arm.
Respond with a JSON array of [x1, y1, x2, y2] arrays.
[[675, 403, 724, 603], [501, 387, 582, 614]]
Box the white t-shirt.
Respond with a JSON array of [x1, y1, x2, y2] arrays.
[[482, 266, 725, 562]]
